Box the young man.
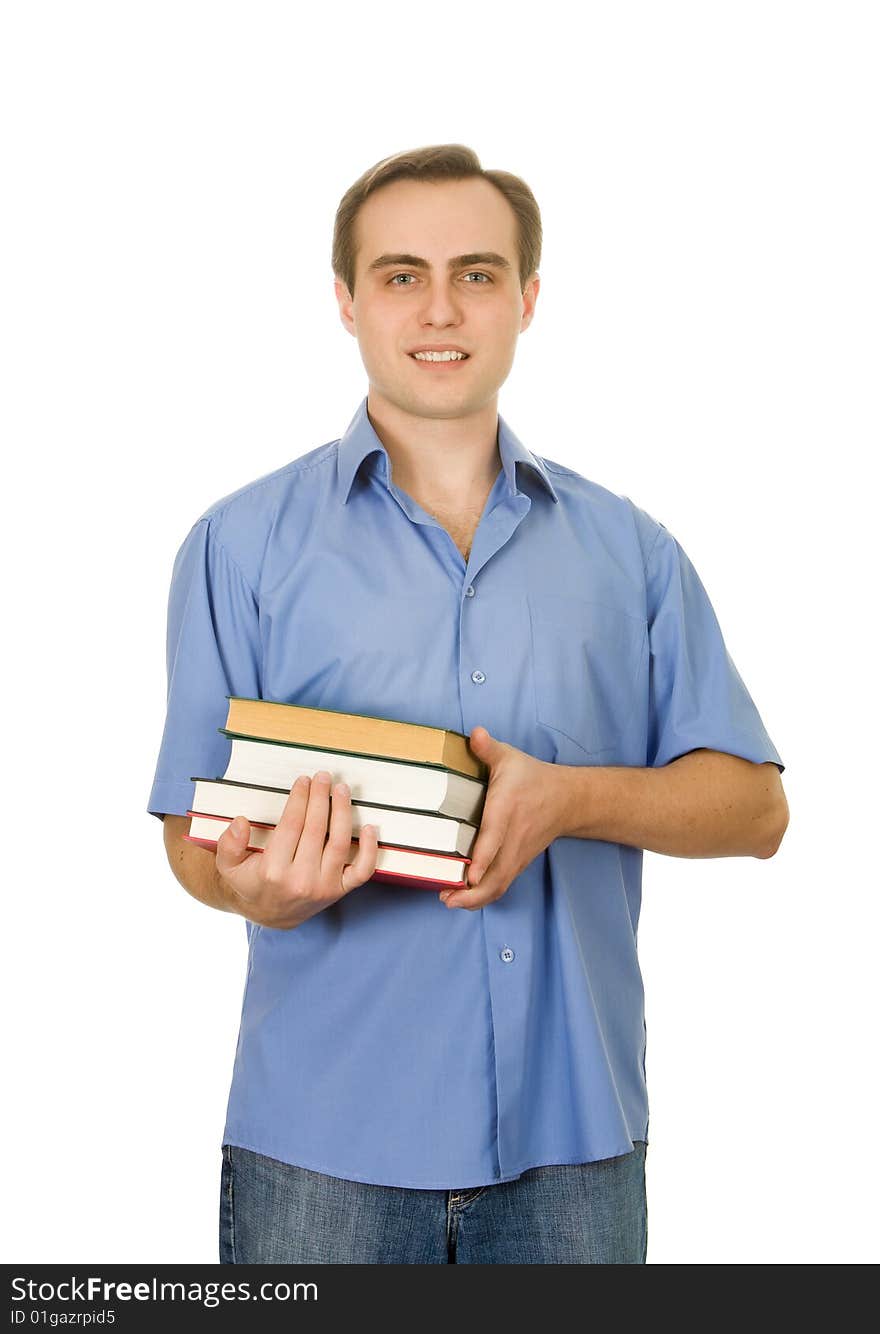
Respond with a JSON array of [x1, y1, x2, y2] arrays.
[[149, 144, 788, 1264]]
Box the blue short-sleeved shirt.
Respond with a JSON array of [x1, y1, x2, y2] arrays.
[[148, 395, 784, 1189]]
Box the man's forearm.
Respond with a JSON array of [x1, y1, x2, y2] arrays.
[[553, 748, 788, 859], [165, 822, 243, 915]]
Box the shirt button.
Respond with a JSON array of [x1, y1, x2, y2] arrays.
[[471, 669, 486, 684], [500, 947, 515, 963], [464, 585, 475, 598]]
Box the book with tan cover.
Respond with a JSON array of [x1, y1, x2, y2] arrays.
[[223, 696, 488, 782]]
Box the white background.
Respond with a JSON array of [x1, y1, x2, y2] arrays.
[[2, 1, 876, 1265]]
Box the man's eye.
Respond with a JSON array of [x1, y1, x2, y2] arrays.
[[388, 272, 492, 286]]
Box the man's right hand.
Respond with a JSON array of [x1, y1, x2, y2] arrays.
[[214, 771, 379, 929]]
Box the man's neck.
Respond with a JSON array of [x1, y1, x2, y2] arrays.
[[366, 390, 502, 507]]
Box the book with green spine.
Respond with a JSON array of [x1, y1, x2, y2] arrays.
[[223, 696, 488, 782]]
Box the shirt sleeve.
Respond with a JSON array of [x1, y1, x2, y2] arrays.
[[645, 524, 785, 774], [147, 515, 262, 820]]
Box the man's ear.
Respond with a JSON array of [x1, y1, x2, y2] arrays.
[[520, 272, 540, 335], [334, 277, 356, 336]]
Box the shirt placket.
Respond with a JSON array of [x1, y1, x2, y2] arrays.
[[459, 492, 536, 1178], [382, 471, 538, 1180]]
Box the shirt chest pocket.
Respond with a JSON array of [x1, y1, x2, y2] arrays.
[[527, 593, 647, 755]]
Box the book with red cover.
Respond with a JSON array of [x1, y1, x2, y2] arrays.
[[184, 810, 471, 889]]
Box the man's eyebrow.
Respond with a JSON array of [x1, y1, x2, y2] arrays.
[[366, 251, 513, 274]]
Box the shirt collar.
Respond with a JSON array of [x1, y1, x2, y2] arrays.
[[337, 396, 559, 505]]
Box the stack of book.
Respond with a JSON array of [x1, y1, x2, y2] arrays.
[[183, 696, 489, 889]]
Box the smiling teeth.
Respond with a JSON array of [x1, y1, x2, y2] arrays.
[[413, 350, 467, 361]]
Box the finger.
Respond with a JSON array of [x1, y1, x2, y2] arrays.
[[320, 780, 356, 886], [262, 774, 311, 879], [290, 768, 334, 882], [465, 820, 506, 888], [215, 814, 255, 876], [441, 855, 507, 909], [341, 822, 379, 893]]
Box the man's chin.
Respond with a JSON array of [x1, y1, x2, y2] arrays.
[[368, 379, 489, 421]]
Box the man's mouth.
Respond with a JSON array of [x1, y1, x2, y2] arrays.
[[409, 351, 471, 364]]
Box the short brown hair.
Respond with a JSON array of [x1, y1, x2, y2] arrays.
[[332, 143, 542, 299]]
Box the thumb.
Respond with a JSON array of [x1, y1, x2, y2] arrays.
[[469, 725, 498, 755], [215, 815, 252, 874]]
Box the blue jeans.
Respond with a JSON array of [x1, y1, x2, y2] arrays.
[[219, 1142, 648, 1264]]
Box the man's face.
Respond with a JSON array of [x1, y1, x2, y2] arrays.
[[335, 177, 539, 421]]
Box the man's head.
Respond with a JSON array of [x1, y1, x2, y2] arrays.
[[332, 145, 542, 422]]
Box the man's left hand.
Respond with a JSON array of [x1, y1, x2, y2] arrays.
[[438, 726, 569, 910]]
